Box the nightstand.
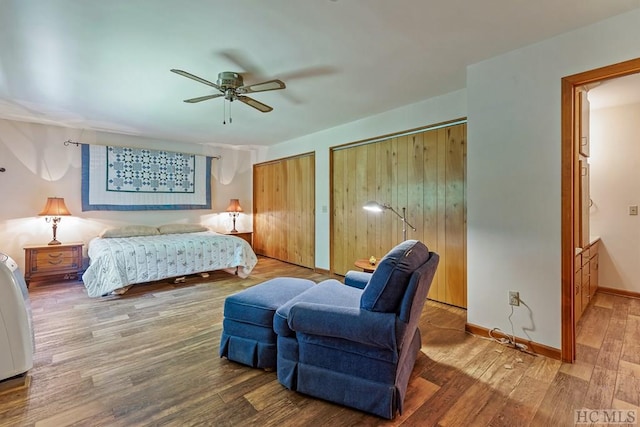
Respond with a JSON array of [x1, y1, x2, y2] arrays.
[[226, 231, 253, 248], [23, 243, 84, 286]]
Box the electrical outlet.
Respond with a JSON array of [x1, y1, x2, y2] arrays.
[[509, 291, 520, 306], [630, 205, 638, 216]]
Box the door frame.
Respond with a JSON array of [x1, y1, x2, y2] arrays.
[[561, 57, 640, 362]]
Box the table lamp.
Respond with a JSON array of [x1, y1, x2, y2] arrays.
[[226, 199, 243, 233], [39, 197, 72, 245]]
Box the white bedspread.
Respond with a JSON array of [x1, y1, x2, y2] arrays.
[[82, 231, 258, 297]]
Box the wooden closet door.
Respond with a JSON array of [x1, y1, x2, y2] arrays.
[[331, 122, 467, 308], [253, 153, 315, 269]]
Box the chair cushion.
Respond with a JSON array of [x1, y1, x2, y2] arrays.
[[224, 277, 315, 327], [360, 240, 430, 313], [274, 279, 362, 337]]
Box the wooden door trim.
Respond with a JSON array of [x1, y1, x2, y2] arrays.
[[253, 151, 315, 167], [331, 118, 467, 151], [561, 57, 640, 362]]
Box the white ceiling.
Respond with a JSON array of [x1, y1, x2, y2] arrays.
[[1, 1, 639, 148]]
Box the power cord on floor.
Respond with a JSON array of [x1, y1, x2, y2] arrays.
[[488, 327, 529, 352], [425, 309, 537, 357], [486, 305, 537, 356]]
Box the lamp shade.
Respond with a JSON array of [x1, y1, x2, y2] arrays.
[[39, 197, 72, 217], [226, 199, 243, 213], [363, 201, 386, 212]]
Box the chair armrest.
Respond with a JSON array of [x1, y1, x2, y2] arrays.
[[287, 302, 397, 351], [344, 271, 371, 289]]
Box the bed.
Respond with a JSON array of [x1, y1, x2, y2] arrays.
[[81, 225, 258, 297]]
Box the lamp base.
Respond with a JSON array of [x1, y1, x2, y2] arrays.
[[48, 220, 62, 245]]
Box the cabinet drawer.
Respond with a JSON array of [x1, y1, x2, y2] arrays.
[[575, 254, 582, 272], [581, 264, 590, 286], [34, 252, 78, 271], [581, 248, 590, 265]]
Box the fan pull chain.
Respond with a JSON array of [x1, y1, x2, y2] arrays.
[[222, 99, 233, 125]]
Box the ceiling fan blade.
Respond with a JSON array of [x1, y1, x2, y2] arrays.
[[278, 65, 337, 81], [170, 69, 222, 91], [237, 95, 273, 113], [238, 79, 286, 94], [183, 94, 224, 103], [217, 49, 263, 82]]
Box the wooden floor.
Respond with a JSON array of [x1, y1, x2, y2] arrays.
[[1, 257, 638, 426]]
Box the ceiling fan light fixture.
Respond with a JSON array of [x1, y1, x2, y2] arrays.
[[217, 71, 244, 89], [171, 68, 285, 115], [224, 88, 236, 101]]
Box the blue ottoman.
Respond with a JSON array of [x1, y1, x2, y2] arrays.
[[219, 277, 315, 369]]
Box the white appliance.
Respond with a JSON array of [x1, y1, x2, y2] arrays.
[[0, 252, 34, 381]]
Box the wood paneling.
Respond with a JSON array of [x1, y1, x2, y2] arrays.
[[331, 122, 467, 307], [253, 153, 315, 268]]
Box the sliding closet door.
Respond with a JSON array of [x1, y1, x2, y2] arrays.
[[253, 153, 315, 269], [331, 122, 466, 308]]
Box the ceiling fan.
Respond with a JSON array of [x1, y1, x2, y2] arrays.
[[170, 69, 286, 113]]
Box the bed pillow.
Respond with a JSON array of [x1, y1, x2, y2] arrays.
[[158, 224, 208, 235], [99, 225, 160, 238]]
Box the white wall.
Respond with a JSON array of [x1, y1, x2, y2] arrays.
[[0, 118, 254, 271], [263, 89, 467, 270], [590, 102, 640, 292], [467, 9, 640, 349]]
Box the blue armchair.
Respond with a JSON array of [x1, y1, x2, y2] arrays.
[[273, 240, 439, 419]]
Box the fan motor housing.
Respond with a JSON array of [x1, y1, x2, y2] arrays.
[[217, 72, 243, 89]]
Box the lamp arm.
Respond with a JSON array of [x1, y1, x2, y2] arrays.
[[404, 218, 417, 232], [386, 206, 416, 231]]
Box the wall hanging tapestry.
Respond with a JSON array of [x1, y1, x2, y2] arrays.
[[82, 144, 212, 211]]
